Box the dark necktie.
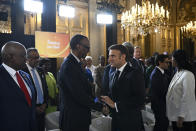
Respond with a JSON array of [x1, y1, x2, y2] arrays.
[[112, 70, 120, 89], [137, 60, 144, 72], [16, 72, 31, 107]]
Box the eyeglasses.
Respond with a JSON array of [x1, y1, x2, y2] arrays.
[[80, 44, 90, 50]]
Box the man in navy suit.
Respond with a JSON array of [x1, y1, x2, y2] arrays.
[[150, 54, 170, 131], [0, 41, 36, 131], [22, 48, 48, 131], [59, 34, 106, 131], [101, 44, 145, 131]]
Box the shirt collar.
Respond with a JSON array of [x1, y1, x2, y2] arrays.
[[117, 62, 127, 73], [2, 63, 17, 77], [71, 52, 80, 63], [26, 63, 34, 70], [156, 66, 164, 74]]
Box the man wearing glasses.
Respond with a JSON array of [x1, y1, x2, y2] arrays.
[[22, 48, 49, 131], [59, 34, 106, 131], [150, 54, 170, 131]]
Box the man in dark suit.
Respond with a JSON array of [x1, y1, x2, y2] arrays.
[[0, 41, 36, 131], [150, 54, 170, 131], [22, 48, 48, 131], [59, 34, 106, 131], [133, 46, 145, 74], [101, 44, 145, 131]]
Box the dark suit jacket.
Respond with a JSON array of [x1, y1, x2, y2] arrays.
[[59, 54, 103, 131], [102, 64, 115, 96], [150, 67, 169, 116], [110, 64, 145, 131], [131, 58, 145, 74], [22, 65, 48, 105], [0, 65, 36, 131]]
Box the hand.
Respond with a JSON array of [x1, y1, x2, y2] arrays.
[[102, 105, 110, 115], [40, 103, 47, 111], [36, 107, 44, 114], [177, 117, 184, 128], [101, 96, 115, 108]]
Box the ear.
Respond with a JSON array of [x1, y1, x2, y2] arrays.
[[7, 54, 13, 60], [121, 54, 126, 60], [76, 44, 80, 50], [158, 61, 162, 66]]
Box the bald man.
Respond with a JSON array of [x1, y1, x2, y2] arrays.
[[0, 41, 36, 131]]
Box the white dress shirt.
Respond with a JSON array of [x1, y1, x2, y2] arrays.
[[166, 70, 196, 121], [156, 66, 164, 74], [71, 52, 80, 63], [2, 63, 32, 97]]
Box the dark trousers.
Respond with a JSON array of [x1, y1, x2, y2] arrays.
[[36, 111, 45, 131], [172, 121, 194, 131], [112, 110, 143, 131], [153, 114, 169, 131]]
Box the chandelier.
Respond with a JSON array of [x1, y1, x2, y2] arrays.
[[0, 21, 12, 34], [181, 21, 196, 38], [121, 0, 169, 35], [96, 0, 124, 13]]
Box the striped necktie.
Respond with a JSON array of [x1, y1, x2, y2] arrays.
[[16, 72, 31, 106]]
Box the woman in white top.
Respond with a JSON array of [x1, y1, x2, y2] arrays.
[[166, 50, 196, 131]]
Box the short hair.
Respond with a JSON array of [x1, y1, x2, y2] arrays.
[[1, 41, 25, 62], [155, 54, 169, 66], [122, 42, 134, 59], [134, 46, 141, 50], [70, 34, 88, 50], [172, 49, 191, 70], [108, 44, 128, 60], [27, 48, 38, 58], [146, 56, 155, 66], [85, 56, 92, 60]]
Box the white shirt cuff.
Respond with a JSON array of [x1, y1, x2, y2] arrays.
[[115, 103, 118, 112]]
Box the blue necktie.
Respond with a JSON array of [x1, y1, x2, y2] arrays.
[[31, 69, 44, 104]]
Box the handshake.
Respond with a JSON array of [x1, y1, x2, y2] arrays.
[[96, 96, 115, 115]]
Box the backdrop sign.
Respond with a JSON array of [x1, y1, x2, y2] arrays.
[[35, 31, 70, 58]]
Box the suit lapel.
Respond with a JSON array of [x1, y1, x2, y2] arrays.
[[0, 66, 28, 104], [118, 64, 130, 82], [167, 70, 184, 97], [69, 54, 91, 93], [112, 64, 130, 95]]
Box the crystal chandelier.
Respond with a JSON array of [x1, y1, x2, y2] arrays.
[[181, 21, 196, 38], [96, 0, 124, 13], [121, 0, 169, 35]]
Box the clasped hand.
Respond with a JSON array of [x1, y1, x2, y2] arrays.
[[101, 96, 115, 108]]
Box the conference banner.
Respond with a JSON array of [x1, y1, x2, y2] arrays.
[[35, 31, 70, 58]]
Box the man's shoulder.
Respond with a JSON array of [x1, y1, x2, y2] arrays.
[[125, 64, 139, 73], [151, 67, 163, 78], [21, 64, 29, 72], [0, 65, 6, 77], [62, 54, 77, 65]]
